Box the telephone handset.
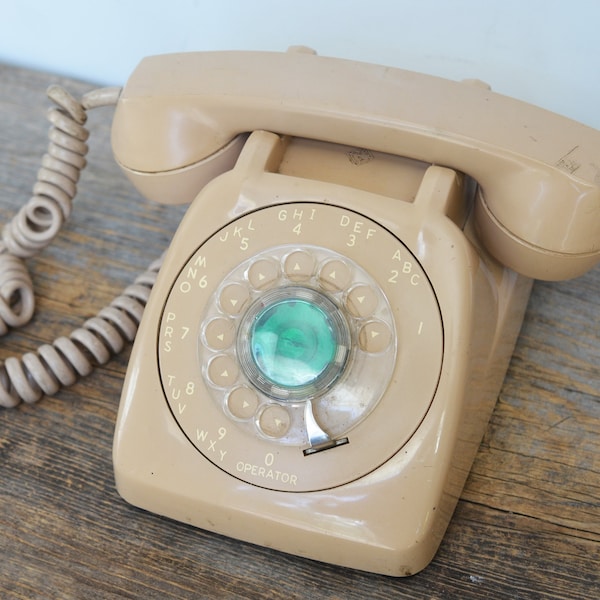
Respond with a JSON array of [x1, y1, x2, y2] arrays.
[[3, 49, 599, 577], [111, 50, 600, 281]]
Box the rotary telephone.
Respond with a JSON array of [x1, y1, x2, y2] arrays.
[[3, 49, 600, 577]]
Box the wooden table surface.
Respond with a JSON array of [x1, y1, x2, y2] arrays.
[[0, 62, 598, 600]]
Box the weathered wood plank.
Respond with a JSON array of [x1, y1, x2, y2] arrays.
[[0, 62, 598, 599]]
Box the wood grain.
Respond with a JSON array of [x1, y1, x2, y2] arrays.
[[0, 62, 598, 599]]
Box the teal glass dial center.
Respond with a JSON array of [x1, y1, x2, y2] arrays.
[[251, 297, 337, 388], [237, 287, 350, 401]]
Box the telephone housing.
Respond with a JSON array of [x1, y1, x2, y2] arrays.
[[111, 50, 600, 577]]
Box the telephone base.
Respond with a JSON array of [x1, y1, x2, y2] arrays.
[[113, 131, 532, 576]]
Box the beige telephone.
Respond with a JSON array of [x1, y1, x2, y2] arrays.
[[4, 49, 600, 578], [108, 50, 600, 576]]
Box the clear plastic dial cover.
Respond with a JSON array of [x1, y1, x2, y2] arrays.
[[158, 203, 443, 492]]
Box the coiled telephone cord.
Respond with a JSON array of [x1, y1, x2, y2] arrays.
[[0, 85, 163, 407]]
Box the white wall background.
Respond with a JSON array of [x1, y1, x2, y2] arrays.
[[0, 0, 598, 128]]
